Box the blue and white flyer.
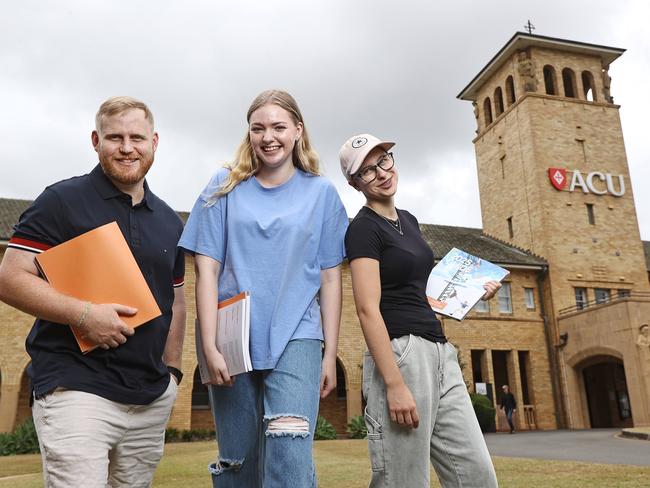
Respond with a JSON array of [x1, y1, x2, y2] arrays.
[[426, 248, 509, 321]]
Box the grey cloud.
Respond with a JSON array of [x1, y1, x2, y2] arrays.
[[1, 0, 648, 239]]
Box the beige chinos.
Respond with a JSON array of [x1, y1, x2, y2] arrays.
[[32, 378, 177, 488]]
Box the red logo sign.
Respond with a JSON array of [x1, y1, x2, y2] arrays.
[[548, 168, 567, 190]]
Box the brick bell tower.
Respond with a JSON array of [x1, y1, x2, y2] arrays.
[[459, 32, 650, 429]]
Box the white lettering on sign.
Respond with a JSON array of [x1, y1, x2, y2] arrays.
[[586, 172, 607, 195], [569, 171, 588, 193], [605, 174, 625, 196], [550, 167, 625, 197]]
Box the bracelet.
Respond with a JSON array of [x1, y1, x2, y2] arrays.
[[76, 302, 92, 328], [167, 366, 183, 385]]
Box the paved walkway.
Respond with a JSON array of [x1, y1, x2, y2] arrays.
[[484, 429, 650, 466]]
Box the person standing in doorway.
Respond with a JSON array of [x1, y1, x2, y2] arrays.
[[500, 384, 517, 433]]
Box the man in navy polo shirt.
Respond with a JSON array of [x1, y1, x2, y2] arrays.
[[0, 96, 186, 488]]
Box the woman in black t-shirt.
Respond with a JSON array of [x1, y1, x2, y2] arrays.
[[339, 133, 501, 488]]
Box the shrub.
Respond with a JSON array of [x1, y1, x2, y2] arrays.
[[314, 415, 337, 440], [165, 427, 215, 443], [346, 415, 367, 439], [470, 393, 496, 433], [165, 427, 180, 443], [0, 418, 40, 456]]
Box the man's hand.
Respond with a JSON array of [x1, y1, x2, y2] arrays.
[[79, 303, 136, 349], [386, 382, 419, 428]]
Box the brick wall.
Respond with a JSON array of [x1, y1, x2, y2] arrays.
[[318, 392, 348, 436], [0, 246, 35, 432]]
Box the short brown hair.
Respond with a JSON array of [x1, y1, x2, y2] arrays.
[[95, 96, 155, 133]]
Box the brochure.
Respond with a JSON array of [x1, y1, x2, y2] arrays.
[[195, 291, 252, 383], [426, 248, 509, 321]]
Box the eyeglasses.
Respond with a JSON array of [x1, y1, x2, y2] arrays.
[[355, 152, 394, 183]]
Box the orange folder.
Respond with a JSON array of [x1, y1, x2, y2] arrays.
[[35, 221, 161, 353]]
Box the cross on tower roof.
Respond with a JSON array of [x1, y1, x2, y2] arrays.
[[524, 20, 536, 34]]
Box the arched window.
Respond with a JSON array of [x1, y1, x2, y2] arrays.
[[562, 68, 577, 98], [543, 65, 557, 95], [14, 369, 32, 428], [483, 97, 493, 126], [494, 87, 504, 116], [191, 367, 209, 409], [582, 71, 597, 102], [505, 76, 516, 106], [336, 358, 347, 399]]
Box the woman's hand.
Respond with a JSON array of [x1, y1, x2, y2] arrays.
[[319, 265, 342, 399], [206, 348, 234, 386], [481, 280, 502, 300], [349, 258, 419, 428], [320, 354, 337, 399], [194, 254, 232, 386], [386, 381, 419, 428]]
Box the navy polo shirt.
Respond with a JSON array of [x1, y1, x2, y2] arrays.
[[9, 164, 185, 405]]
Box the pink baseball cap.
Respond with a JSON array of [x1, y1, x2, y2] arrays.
[[339, 134, 395, 181]]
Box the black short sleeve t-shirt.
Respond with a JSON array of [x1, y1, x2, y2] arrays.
[[345, 206, 446, 343], [9, 165, 185, 405]]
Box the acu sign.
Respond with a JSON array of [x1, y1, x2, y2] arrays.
[[548, 168, 625, 197]]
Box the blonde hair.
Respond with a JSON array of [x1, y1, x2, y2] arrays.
[[213, 89, 320, 198], [95, 96, 154, 134]]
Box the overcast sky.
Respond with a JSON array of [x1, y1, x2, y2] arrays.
[[1, 0, 648, 240]]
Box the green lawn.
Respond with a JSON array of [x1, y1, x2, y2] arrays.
[[1, 440, 648, 487]]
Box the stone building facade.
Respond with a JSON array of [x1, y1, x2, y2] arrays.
[[1, 32, 649, 436]]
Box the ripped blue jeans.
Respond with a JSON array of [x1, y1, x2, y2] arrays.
[[207, 339, 321, 488]]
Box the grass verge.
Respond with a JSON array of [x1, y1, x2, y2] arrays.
[[1, 439, 648, 487]]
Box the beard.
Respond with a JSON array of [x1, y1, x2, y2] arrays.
[[100, 156, 154, 186]]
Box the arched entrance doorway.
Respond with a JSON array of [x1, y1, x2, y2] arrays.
[[15, 369, 32, 428], [581, 357, 632, 428], [318, 358, 347, 435], [190, 367, 213, 430]]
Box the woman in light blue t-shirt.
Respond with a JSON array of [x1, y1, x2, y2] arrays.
[[179, 89, 348, 487]]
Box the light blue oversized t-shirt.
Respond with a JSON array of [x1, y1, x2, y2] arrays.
[[179, 168, 348, 370]]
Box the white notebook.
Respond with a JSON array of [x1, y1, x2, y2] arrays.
[[195, 291, 252, 383]]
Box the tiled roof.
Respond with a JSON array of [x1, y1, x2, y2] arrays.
[[0, 198, 31, 241], [1, 197, 647, 271], [0, 198, 190, 241], [420, 223, 547, 267]]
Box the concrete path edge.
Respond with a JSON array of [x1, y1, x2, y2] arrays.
[[621, 428, 650, 441]]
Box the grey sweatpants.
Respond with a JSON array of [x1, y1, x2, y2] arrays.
[[362, 335, 498, 487]]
